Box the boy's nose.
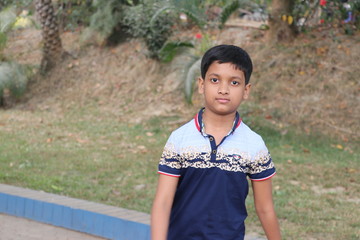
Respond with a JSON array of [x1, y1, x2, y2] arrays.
[[218, 83, 229, 94]]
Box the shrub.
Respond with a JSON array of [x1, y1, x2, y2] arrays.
[[0, 7, 31, 103], [122, 2, 175, 59], [0, 62, 29, 101], [56, 0, 95, 31]]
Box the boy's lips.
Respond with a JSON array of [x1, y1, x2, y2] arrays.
[[216, 98, 230, 103]]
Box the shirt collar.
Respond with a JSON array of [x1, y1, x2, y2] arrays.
[[194, 108, 241, 136]]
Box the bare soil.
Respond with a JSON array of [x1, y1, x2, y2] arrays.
[[4, 26, 360, 142]]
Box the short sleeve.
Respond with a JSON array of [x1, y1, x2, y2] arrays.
[[247, 149, 276, 181], [158, 133, 182, 177]]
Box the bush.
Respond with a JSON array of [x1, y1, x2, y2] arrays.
[[0, 0, 32, 10], [56, 0, 95, 31], [0, 61, 28, 99], [293, 0, 360, 33], [122, 2, 175, 59], [0, 7, 31, 103]]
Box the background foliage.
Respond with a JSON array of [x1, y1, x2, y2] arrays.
[[1, 0, 359, 239], [0, 6, 30, 103]]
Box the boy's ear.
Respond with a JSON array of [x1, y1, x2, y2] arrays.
[[198, 77, 204, 94], [243, 83, 252, 100]]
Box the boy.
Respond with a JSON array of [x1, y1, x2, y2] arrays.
[[151, 45, 281, 240]]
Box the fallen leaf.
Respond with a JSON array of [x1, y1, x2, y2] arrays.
[[146, 132, 154, 137], [134, 184, 146, 191], [51, 185, 63, 191], [336, 144, 343, 150], [76, 138, 88, 143], [303, 148, 310, 153]]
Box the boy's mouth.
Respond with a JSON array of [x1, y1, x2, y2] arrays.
[[216, 98, 230, 103]]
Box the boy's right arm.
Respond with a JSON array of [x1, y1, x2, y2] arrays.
[[151, 174, 179, 240]]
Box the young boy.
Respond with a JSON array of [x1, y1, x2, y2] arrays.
[[151, 45, 281, 240]]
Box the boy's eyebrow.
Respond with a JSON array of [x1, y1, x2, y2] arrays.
[[208, 73, 243, 80]]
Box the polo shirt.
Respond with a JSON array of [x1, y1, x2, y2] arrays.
[[158, 108, 276, 240]]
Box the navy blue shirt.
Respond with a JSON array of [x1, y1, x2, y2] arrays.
[[158, 109, 276, 240]]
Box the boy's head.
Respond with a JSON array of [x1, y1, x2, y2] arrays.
[[201, 45, 253, 85]]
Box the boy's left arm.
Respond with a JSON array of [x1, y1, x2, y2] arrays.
[[252, 179, 281, 240]]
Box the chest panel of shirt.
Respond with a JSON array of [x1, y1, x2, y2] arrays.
[[167, 124, 269, 174]]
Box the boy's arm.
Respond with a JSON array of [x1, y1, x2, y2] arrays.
[[251, 179, 281, 240], [151, 174, 179, 240]]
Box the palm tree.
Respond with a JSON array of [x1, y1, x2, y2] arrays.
[[35, 0, 64, 72]]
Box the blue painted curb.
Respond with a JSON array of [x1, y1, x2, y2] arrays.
[[0, 192, 150, 240]]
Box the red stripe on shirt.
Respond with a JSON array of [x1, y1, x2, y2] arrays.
[[236, 118, 242, 129], [158, 171, 181, 178], [250, 172, 276, 181], [194, 113, 201, 132]]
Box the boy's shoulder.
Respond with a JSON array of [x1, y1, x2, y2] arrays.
[[231, 121, 268, 153], [237, 121, 264, 140], [169, 118, 197, 141]]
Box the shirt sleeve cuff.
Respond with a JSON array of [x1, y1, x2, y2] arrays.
[[158, 171, 181, 177], [249, 171, 276, 181]]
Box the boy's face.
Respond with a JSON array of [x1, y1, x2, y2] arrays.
[[198, 61, 251, 116]]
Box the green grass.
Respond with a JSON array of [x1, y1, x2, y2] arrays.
[[0, 106, 359, 240], [0, 107, 175, 212], [244, 117, 360, 240]]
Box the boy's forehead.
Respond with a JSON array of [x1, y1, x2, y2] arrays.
[[208, 61, 244, 74]]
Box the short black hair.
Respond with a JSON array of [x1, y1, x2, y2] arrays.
[[201, 45, 253, 85]]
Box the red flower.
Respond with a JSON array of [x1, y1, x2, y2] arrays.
[[319, 0, 326, 6], [320, 19, 325, 24], [195, 33, 202, 39]]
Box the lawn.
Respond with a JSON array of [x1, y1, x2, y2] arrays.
[[0, 104, 359, 240]]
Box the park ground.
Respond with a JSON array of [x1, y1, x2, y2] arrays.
[[1, 24, 359, 239]]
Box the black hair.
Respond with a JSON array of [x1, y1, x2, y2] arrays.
[[200, 45, 253, 85]]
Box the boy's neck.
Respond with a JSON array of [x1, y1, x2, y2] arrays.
[[202, 109, 237, 136]]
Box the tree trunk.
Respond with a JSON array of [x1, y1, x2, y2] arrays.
[[266, 0, 296, 43], [35, 0, 64, 72]]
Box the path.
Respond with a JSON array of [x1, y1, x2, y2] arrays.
[[0, 214, 105, 240]]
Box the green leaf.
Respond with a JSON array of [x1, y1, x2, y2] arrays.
[[149, 0, 207, 29], [149, 5, 174, 28], [0, 32, 7, 52], [158, 41, 194, 63], [184, 58, 201, 103], [0, 7, 17, 33], [219, 0, 240, 28]]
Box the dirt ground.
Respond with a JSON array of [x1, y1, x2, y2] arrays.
[[4, 25, 360, 143]]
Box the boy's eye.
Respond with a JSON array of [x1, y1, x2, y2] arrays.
[[210, 78, 219, 83], [231, 81, 239, 85]]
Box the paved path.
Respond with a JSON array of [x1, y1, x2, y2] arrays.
[[0, 213, 265, 240], [0, 214, 105, 240], [0, 184, 266, 240], [0, 213, 266, 240]]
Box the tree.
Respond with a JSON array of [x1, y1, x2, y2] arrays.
[[35, 0, 64, 72], [267, 0, 297, 43]]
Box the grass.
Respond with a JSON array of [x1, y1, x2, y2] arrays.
[[0, 104, 359, 240], [244, 116, 360, 240]]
